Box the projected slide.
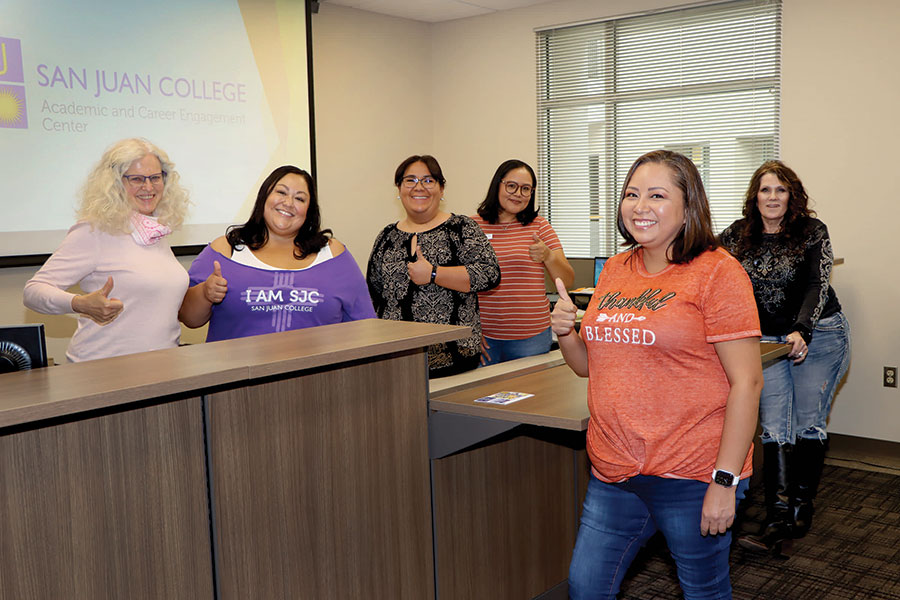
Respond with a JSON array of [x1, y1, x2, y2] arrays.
[[0, 0, 312, 257]]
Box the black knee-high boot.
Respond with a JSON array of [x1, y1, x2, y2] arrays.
[[791, 437, 827, 538], [739, 443, 793, 554]]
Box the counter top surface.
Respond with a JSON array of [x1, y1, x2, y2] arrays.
[[430, 342, 790, 432], [431, 363, 589, 431], [0, 319, 468, 429]]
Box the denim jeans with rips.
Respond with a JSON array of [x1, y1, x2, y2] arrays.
[[758, 312, 851, 445]]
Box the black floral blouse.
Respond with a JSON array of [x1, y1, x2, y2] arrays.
[[366, 214, 501, 377], [720, 217, 842, 342]]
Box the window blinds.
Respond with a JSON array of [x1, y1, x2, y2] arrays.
[[536, 0, 781, 257]]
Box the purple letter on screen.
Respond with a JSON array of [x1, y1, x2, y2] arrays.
[[0, 37, 25, 83]]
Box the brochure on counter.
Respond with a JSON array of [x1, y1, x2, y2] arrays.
[[474, 391, 534, 405]]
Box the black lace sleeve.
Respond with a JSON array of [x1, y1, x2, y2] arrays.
[[791, 219, 834, 342], [366, 226, 391, 316], [719, 221, 738, 254], [450, 215, 500, 292]]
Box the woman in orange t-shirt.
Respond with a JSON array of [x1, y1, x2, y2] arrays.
[[552, 150, 763, 600]]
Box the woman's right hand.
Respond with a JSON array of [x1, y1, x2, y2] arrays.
[[203, 260, 228, 304], [551, 277, 577, 337], [72, 276, 124, 325], [407, 235, 435, 286], [528, 233, 551, 263], [786, 330, 808, 363], [479, 335, 491, 366]]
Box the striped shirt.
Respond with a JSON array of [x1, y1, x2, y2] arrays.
[[472, 215, 562, 340]]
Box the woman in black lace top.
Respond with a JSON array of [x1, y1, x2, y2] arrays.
[[367, 155, 500, 378], [720, 160, 850, 555]]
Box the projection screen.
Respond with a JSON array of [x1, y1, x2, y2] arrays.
[[0, 0, 314, 261]]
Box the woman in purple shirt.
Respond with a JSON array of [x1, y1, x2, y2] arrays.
[[180, 166, 375, 341]]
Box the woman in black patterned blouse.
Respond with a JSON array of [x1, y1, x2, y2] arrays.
[[720, 160, 850, 555], [366, 155, 500, 377]]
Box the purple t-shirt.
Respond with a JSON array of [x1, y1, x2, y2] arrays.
[[188, 244, 376, 342]]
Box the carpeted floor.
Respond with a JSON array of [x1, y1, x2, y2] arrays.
[[617, 465, 900, 599]]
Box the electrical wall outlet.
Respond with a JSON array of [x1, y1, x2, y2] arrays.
[[884, 366, 898, 388]]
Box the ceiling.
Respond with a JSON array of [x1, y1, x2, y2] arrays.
[[318, 0, 559, 23]]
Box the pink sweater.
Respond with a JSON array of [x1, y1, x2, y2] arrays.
[[23, 221, 189, 362]]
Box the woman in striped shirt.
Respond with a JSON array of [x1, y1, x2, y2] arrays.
[[473, 159, 574, 365]]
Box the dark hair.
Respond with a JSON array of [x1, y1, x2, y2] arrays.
[[476, 159, 538, 225], [730, 160, 815, 256], [617, 150, 718, 265], [226, 165, 332, 259], [393, 155, 446, 188]]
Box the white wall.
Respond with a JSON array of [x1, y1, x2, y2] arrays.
[[311, 4, 432, 263], [779, 0, 900, 441]]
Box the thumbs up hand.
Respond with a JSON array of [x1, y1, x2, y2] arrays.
[[407, 234, 433, 285], [550, 277, 578, 337], [203, 260, 228, 304], [72, 276, 125, 325], [528, 232, 550, 263]]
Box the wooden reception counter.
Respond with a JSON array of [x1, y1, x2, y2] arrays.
[[0, 319, 466, 600], [427, 341, 791, 600]]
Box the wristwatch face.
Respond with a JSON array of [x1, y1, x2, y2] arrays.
[[714, 470, 735, 487]]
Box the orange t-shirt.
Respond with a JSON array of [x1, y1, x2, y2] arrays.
[[581, 247, 761, 483]]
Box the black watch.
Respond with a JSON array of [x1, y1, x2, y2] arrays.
[[712, 468, 738, 487], [430, 265, 438, 283]]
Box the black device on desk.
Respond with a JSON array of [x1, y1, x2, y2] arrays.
[[0, 324, 48, 373], [566, 256, 609, 309], [593, 256, 608, 285]]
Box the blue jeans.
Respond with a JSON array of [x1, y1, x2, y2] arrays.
[[568, 474, 749, 600], [759, 312, 851, 445], [480, 327, 552, 366]]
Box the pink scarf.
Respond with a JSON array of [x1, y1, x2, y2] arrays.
[[130, 212, 172, 246]]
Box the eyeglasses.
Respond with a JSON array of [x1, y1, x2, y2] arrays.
[[502, 180, 533, 196], [401, 175, 438, 189], [122, 172, 166, 187]]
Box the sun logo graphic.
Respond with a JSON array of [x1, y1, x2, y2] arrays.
[[0, 36, 27, 129]]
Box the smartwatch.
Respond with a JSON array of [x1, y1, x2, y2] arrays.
[[712, 468, 739, 487], [430, 265, 438, 283]]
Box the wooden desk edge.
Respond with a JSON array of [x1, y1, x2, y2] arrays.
[[430, 341, 793, 434], [760, 341, 792, 363], [429, 397, 588, 431], [0, 320, 468, 429], [0, 366, 250, 429], [430, 351, 566, 398], [247, 322, 470, 378]]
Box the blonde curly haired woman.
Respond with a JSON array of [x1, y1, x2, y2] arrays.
[[24, 138, 191, 362]]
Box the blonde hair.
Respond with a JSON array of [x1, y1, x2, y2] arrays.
[[77, 138, 190, 234]]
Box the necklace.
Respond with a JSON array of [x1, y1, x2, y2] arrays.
[[400, 212, 450, 233]]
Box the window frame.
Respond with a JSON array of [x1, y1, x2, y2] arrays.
[[536, 0, 782, 258]]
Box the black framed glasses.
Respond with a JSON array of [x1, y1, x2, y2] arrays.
[[123, 172, 166, 187], [502, 180, 533, 196], [401, 175, 438, 189]]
